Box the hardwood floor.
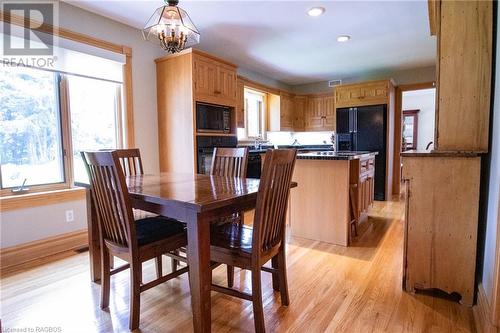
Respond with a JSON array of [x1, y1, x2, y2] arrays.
[[0, 199, 475, 332]]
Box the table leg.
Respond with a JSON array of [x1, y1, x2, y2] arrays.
[[86, 188, 101, 283], [186, 211, 212, 333]]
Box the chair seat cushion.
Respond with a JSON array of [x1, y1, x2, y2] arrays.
[[210, 223, 253, 255], [135, 216, 186, 246]]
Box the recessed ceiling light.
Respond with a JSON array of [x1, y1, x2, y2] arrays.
[[307, 7, 325, 17], [337, 35, 351, 42]]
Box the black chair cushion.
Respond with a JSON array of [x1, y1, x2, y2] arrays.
[[210, 223, 253, 255], [135, 216, 186, 246]]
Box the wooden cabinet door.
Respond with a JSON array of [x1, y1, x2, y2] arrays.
[[305, 96, 324, 130], [360, 82, 388, 105], [293, 96, 307, 131], [280, 93, 294, 131], [335, 86, 362, 108], [323, 95, 335, 130], [217, 65, 237, 103], [235, 78, 244, 128], [193, 56, 217, 99]]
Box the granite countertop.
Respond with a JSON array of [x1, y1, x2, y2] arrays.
[[297, 151, 378, 160], [245, 144, 333, 154]]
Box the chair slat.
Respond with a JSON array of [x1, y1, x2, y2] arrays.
[[210, 147, 249, 178], [253, 149, 297, 253]]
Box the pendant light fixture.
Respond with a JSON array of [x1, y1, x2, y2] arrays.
[[142, 0, 200, 53]]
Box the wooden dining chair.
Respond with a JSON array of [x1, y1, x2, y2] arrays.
[[210, 149, 297, 333], [81, 150, 189, 330], [210, 147, 249, 287], [210, 147, 249, 178]]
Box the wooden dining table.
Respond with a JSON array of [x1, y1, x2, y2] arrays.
[[86, 172, 265, 332]]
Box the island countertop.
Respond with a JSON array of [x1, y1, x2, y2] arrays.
[[296, 151, 378, 160]]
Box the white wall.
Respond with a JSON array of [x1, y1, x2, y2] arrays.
[[0, 200, 87, 248], [402, 88, 436, 150], [0, 2, 164, 249], [481, 3, 500, 305]]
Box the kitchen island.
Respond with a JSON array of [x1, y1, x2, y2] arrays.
[[290, 151, 377, 246]]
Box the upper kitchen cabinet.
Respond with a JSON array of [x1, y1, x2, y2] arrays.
[[304, 94, 335, 131], [193, 52, 237, 106], [280, 92, 294, 131], [293, 95, 307, 131], [235, 78, 245, 128], [434, 0, 492, 152], [155, 49, 238, 174], [334, 80, 391, 108]]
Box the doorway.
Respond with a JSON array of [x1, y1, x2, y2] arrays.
[[393, 82, 436, 195]]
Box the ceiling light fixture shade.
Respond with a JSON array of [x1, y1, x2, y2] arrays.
[[142, 0, 200, 53], [337, 35, 351, 42], [307, 7, 325, 17]]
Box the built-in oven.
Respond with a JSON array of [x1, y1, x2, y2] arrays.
[[197, 136, 238, 174], [196, 102, 232, 134], [247, 153, 262, 179]]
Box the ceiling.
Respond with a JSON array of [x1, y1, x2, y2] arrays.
[[65, 0, 436, 85]]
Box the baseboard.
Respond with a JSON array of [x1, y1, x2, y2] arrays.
[[0, 229, 88, 270], [474, 284, 499, 333]]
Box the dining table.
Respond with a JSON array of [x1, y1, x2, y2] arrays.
[[85, 172, 271, 332]]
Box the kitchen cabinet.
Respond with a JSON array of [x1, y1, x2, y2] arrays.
[[156, 49, 238, 174], [280, 92, 294, 131], [401, 151, 480, 306], [349, 155, 375, 225], [334, 80, 390, 108], [193, 53, 237, 106], [235, 78, 245, 128], [293, 96, 307, 131], [433, 0, 492, 151], [304, 94, 335, 131]]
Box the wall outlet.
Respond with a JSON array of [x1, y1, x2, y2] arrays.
[[65, 210, 74, 223]]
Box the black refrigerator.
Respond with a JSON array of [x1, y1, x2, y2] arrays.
[[336, 105, 387, 201]]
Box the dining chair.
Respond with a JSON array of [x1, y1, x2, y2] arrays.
[[81, 150, 189, 330], [210, 147, 249, 288], [209, 149, 297, 333], [106, 148, 175, 276]]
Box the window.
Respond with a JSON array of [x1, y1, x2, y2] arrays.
[[242, 88, 266, 139], [0, 66, 65, 189], [68, 75, 122, 184], [0, 66, 124, 194]]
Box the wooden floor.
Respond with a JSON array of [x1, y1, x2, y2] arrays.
[[0, 199, 476, 332]]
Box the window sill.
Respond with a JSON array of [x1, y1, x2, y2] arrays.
[[0, 187, 86, 212]]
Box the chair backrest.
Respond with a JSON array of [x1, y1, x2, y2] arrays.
[[210, 147, 249, 178], [252, 149, 297, 254], [81, 150, 136, 249], [113, 148, 144, 176]]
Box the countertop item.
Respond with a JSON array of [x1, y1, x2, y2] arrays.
[[297, 151, 378, 160]]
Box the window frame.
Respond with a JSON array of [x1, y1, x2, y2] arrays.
[[0, 68, 125, 196], [242, 88, 267, 140], [0, 13, 135, 198]]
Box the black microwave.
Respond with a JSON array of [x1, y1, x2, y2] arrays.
[[196, 102, 231, 133]]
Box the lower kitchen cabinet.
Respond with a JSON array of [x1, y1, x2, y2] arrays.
[[401, 152, 481, 306], [349, 155, 375, 225]]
